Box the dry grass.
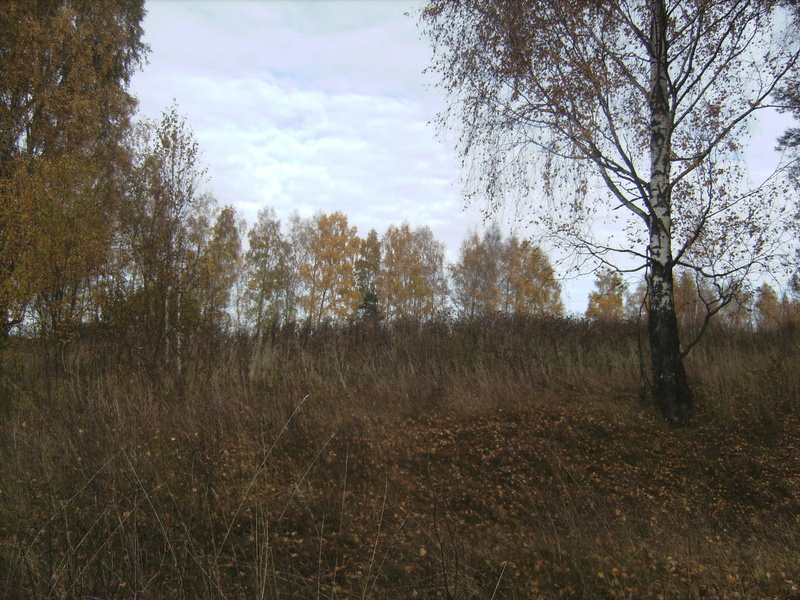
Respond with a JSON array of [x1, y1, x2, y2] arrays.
[[0, 316, 798, 599]]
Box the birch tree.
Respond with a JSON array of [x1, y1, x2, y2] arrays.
[[197, 205, 242, 330], [502, 236, 563, 316], [0, 0, 147, 337], [116, 107, 210, 371], [296, 211, 361, 325], [378, 223, 448, 321], [450, 225, 562, 318], [586, 269, 627, 321], [421, 0, 800, 425], [450, 229, 502, 319], [754, 283, 781, 331], [355, 228, 382, 319], [244, 208, 294, 332]]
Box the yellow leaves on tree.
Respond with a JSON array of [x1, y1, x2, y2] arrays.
[[754, 283, 800, 331], [0, 0, 146, 335], [27, 157, 111, 340], [586, 269, 626, 321], [245, 208, 294, 331], [378, 223, 448, 321], [297, 212, 361, 326], [355, 228, 382, 319], [450, 229, 502, 318], [114, 106, 213, 370], [197, 206, 242, 328], [450, 225, 562, 318], [503, 237, 563, 317]]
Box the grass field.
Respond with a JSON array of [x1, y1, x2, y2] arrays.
[[1, 316, 799, 599]]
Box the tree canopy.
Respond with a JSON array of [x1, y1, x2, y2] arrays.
[[0, 0, 148, 336]]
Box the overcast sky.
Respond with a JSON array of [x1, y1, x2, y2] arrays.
[[129, 0, 794, 314]]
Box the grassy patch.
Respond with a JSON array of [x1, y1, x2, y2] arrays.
[[1, 317, 799, 599]]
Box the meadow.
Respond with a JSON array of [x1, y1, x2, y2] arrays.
[[1, 316, 799, 599]]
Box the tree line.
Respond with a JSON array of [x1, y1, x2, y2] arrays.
[[5, 75, 794, 349], [4, 94, 567, 342], [0, 2, 570, 350], [587, 268, 800, 335], [1, 0, 795, 352]]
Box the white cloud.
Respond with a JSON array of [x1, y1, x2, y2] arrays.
[[131, 1, 466, 245]]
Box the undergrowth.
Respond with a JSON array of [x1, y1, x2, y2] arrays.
[[1, 316, 798, 599]]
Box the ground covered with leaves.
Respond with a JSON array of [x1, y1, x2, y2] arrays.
[[1, 319, 799, 599]]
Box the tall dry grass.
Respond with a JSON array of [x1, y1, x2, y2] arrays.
[[0, 316, 798, 599]]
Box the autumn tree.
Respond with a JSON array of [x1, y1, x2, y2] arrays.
[[378, 223, 448, 321], [0, 0, 147, 338], [752, 283, 797, 331], [196, 205, 242, 330], [244, 208, 295, 333], [355, 228, 382, 319], [421, 0, 800, 425], [115, 106, 211, 371], [450, 227, 502, 319], [502, 236, 563, 316], [414, 226, 450, 318], [24, 160, 114, 342], [451, 224, 562, 318], [586, 269, 627, 321], [294, 211, 361, 325]]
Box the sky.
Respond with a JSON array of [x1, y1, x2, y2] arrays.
[[128, 0, 795, 314]]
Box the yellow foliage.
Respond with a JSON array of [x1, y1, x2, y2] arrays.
[[450, 227, 562, 318], [0, 0, 146, 334], [586, 269, 626, 321], [378, 223, 447, 321], [298, 212, 361, 325]]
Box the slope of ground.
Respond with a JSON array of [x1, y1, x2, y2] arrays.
[[1, 319, 798, 599]]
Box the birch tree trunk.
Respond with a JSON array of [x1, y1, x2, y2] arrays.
[[647, 0, 692, 425]]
